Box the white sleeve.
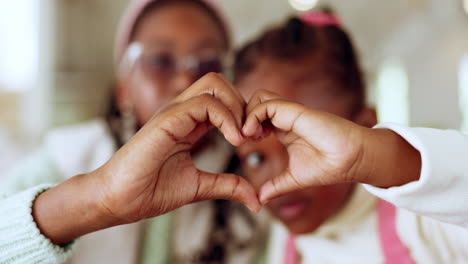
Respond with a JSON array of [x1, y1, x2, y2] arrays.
[[364, 123, 468, 228]]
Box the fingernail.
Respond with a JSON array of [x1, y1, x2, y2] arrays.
[[246, 204, 260, 213], [242, 127, 255, 138], [259, 185, 273, 205], [241, 126, 248, 137], [259, 193, 268, 205], [261, 198, 271, 205]]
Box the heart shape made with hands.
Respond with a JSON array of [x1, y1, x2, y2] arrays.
[[159, 74, 362, 208], [103, 73, 364, 222]]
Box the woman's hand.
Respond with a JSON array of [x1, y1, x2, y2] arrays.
[[242, 90, 422, 204], [32, 73, 260, 245]]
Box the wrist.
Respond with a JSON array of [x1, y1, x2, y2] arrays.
[[32, 172, 121, 245], [358, 128, 422, 188]]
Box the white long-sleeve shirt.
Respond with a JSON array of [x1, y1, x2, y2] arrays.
[[267, 123, 468, 264]]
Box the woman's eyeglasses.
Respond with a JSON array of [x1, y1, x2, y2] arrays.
[[120, 43, 228, 81]]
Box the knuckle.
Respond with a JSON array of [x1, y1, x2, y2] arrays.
[[204, 73, 223, 87], [204, 72, 220, 80], [190, 73, 221, 93], [196, 93, 216, 103], [197, 94, 223, 111], [201, 74, 227, 95]]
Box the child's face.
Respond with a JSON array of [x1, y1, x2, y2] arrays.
[[237, 58, 375, 234]]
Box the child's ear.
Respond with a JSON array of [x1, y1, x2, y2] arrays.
[[353, 107, 377, 128]]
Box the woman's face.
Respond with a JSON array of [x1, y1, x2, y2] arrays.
[[117, 2, 227, 125], [237, 58, 376, 234]]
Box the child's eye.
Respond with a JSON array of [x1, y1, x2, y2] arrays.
[[246, 152, 265, 168]]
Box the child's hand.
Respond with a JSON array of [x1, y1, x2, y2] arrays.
[[242, 90, 366, 203], [242, 90, 421, 204]]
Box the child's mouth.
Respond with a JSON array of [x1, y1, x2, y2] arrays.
[[277, 200, 307, 221]]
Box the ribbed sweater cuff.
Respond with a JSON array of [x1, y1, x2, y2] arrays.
[[0, 184, 74, 264]]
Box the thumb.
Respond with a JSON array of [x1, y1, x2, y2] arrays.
[[258, 171, 303, 204], [196, 172, 261, 213]]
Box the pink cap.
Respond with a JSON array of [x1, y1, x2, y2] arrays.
[[114, 0, 228, 68], [300, 11, 342, 27]]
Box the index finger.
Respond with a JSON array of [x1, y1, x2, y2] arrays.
[[174, 73, 246, 130], [245, 89, 284, 116], [243, 92, 306, 139]]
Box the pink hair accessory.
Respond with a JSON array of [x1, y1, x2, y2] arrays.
[[300, 11, 342, 27]]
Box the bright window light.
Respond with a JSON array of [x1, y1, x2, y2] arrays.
[[464, 0, 468, 15], [376, 58, 410, 125], [0, 0, 39, 92], [459, 54, 468, 132], [288, 0, 319, 11]]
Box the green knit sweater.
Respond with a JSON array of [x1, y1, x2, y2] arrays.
[[0, 184, 74, 264], [0, 148, 75, 263]]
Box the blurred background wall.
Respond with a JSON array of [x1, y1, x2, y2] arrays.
[[0, 0, 467, 171]]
